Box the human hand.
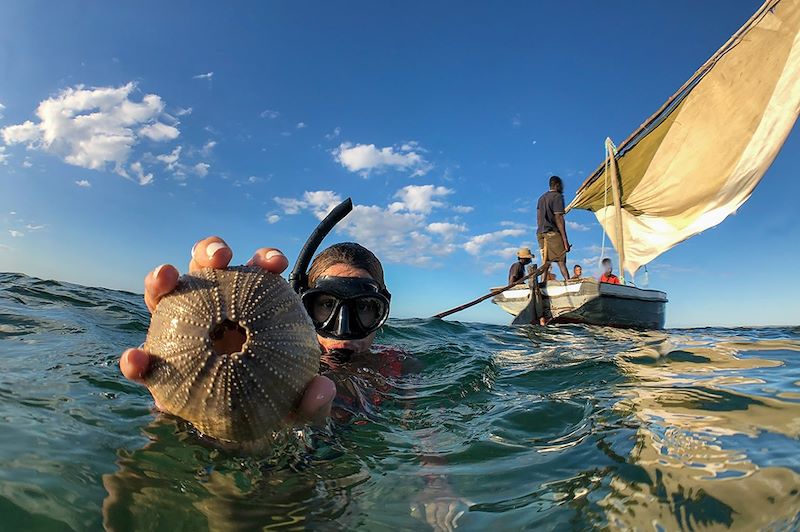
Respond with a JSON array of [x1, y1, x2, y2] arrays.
[[120, 236, 335, 422], [564, 241, 572, 253]]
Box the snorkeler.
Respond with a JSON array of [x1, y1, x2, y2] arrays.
[[119, 235, 394, 419]]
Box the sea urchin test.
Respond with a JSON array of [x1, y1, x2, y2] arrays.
[[143, 267, 321, 446]]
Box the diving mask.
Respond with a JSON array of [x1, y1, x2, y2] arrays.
[[300, 276, 391, 340]]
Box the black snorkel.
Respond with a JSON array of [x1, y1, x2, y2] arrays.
[[289, 197, 354, 294]]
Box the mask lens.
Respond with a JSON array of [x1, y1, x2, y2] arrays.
[[305, 293, 339, 325], [353, 296, 387, 330]]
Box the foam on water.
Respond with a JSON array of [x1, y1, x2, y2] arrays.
[[1, 272, 798, 530]]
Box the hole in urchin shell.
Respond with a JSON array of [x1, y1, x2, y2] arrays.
[[210, 319, 248, 356]]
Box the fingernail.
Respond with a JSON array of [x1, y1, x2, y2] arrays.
[[265, 250, 284, 261], [206, 242, 228, 260], [152, 264, 166, 280]]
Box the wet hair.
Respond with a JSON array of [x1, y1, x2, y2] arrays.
[[601, 258, 612, 266], [307, 242, 386, 290], [549, 175, 563, 189]]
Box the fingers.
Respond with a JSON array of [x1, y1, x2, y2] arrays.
[[143, 264, 179, 313], [120, 348, 150, 382], [296, 375, 336, 422], [189, 236, 233, 272], [246, 248, 289, 274]]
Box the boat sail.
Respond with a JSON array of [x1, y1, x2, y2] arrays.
[[567, 0, 800, 278], [491, 0, 800, 329]]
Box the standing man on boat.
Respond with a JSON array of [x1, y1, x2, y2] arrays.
[[508, 247, 533, 285], [536, 175, 571, 282]]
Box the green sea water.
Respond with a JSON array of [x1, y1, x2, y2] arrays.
[[1, 272, 799, 531]]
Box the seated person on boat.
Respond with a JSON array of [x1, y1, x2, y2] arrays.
[[508, 247, 533, 285], [599, 258, 621, 284], [571, 264, 583, 280]]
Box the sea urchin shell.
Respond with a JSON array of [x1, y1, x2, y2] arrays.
[[143, 267, 320, 445]]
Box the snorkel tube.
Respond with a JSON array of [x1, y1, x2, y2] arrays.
[[288, 197, 353, 294]]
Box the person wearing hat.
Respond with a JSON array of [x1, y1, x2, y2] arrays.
[[508, 247, 533, 285]]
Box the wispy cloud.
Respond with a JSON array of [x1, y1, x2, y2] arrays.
[[75, 179, 91, 188], [333, 141, 432, 177], [390, 184, 452, 214], [296, 122, 306, 129], [512, 113, 521, 127], [8, 230, 23, 238], [193, 72, 213, 80], [1, 83, 177, 184], [266, 214, 280, 224], [0, 101, 5, 119], [566, 220, 591, 232], [193, 162, 210, 177], [452, 205, 474, 213], [175, 107, 193, 116], [325, 126, 341, 140], [260, 109, 279, 119], [0, 146, 9, 165], [274, 186, 465, 266], [463, 228, 526, 256]]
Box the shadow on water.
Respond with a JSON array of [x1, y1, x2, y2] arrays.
[[1, 273, 799, 530]]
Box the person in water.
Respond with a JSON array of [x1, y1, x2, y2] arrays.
[[536, 175, 571, 282], [571, 264, 583, 280], [119, 236, 467, 529], [507, 247, 532, 285], [599, 258, 621, 284], [119, 236, 390, 421]]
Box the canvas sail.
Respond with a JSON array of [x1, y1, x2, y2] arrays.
[[567, 0, 800, 277]]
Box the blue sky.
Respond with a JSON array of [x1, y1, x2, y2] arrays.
[[0, 0, 797, 327]]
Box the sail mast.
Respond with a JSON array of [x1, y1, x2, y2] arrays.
[[605, 138, 626, 284]]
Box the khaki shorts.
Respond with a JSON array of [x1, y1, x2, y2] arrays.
[[537, 231, 566, 263]]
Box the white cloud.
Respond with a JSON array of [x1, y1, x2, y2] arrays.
[[8, 230, 23, 238], [333, 141, 431, 177], [296, 122, 306, 129], [452, 205, 474, 214], [75, 179, 91, 187], [25, 224, 45, 231], [273, 188, 467, 266], [156, 146, 182, 171], [193, 162, 210, 177], [193, 72, 213, 80], [175, 107, 193, 116], [484, 262, 507, 275], [260, 109, 279, 119], [464, 228, 525, 256], [266, 214, 280, 224], [0, 146, 8, 165], [393, 184, 453, 214], [22, 158, 32, 168], [325, 126, 341, 140], [201, 140, 216, 156], [512, 113, 521, 127], [139, 122, 179, 141], [566, 220, 591, 232], [280, 131, 292, 137], [427, 222, 466, 239], [0, 101, 5, 119], [0, 83, 177, 180], [131, 161, 153, 185]]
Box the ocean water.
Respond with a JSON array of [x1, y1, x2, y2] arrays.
[[0, 271, 799, 531]]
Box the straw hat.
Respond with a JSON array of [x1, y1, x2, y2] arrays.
[[517, 247, 533, 259]]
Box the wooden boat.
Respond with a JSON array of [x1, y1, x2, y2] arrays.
[[492, 279, 667, 329], [492, 0, 800, 329]]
